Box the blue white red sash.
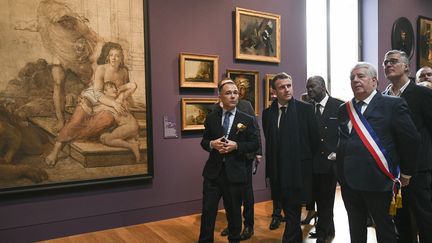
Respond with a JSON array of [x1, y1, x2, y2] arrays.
[[346, 99, 400, 183]]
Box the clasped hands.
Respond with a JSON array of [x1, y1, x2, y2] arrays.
[[211, 136, 237, 154]]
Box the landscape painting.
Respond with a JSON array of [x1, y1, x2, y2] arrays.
[[0, 0, 152, 194]]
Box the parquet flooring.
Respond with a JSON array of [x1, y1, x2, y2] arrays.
[[40, 188, 378, 242]]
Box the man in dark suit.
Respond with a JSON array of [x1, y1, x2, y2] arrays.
[[211, 95, 262, 240], [337, 62, 420, 243], [198, 79, 259, 243], [382, 50, 432, 243], [262, 72, 319, 242], [306, 75, 343, 243]]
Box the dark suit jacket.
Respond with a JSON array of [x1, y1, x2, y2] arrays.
[[313, 96, 344, 174], [337, 92, 420, 191], [262, 99, 319, 196], [398, 81, 432, 172], [201, 109, 259, 183]]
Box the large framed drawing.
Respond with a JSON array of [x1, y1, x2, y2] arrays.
[[235, 7, 281, 63], [417, 16, 432, 69], [181, 98, 219, 131], [265, 74, 276, 109], [179, 53, 219, 88], [227, 69, 259, 115], [0, 0, 153, 194]]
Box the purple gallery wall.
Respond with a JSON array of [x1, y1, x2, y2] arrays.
[[0, 0, 307, 242], [363, 0, 432, 89]]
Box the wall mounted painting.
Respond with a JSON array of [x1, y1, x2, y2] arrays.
[[227, 69, 259, 115], [235, 7, 281, 63], [391, 17, 414, 59], [417, 16, 432, 69], [181, 98, 219, 131], [265, 74, 276, 109], [0, 0, 153, 195], [180, 53, 219, 88]]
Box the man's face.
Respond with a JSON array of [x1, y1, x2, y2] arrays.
[[306, 79, 325, 102], [417, 67, 432, 83], [350, 67, 377, 99], [274, 78, 293, 104], [219, 83, 239, 110], [383, 53, 408, 81]]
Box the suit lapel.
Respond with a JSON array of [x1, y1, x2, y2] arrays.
[[227, 111, 241, 139], [363, 92, 381, 118], [400, 81, 415, 99]]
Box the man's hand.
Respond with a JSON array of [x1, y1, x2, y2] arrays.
[[255, 155, 262, 164], [222, 139, 237, 154], [210, 137, 227, 151], [400, 176, 410, 187]]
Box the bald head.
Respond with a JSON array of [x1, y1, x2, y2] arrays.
[[416, 66, 432, 83]]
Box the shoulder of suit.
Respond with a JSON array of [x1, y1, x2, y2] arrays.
[[410, 83, 432, 96], [295, 99, 313, 108], [236, 109, 255, 120], [329, 96, 345, 105]]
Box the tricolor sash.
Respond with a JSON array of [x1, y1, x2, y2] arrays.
[[346, 99, 402, 214]]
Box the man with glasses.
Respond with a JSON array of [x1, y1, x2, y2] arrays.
[[383, 50, 432, 243]]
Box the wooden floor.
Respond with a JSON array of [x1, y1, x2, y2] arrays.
[[40, 188, 378, 243]]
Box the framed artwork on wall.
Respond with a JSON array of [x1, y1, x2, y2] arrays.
[[235, 7, 281, 63], [265, 74, 276, 109], [179, 53, 219, 88], [0, 0, 153, 195], [417, 16, 432, 69], [181, 98, 219, 131], [227, 69, 260, 115], [391, 17, 414, 59]]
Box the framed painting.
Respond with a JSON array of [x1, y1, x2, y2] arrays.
[[180, 53, 219, 88], [181, 98, 219, 131], [391, 17, 414, 59], [265, 74, 276, 109], [235, 7, 281, 63], [0, 0, 153, 194], [227, 69, 260, 115], [417, 16, 432, 69]]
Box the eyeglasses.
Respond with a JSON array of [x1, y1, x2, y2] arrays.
[[382, 59, 401, 66]]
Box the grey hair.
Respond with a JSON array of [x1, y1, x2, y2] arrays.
[[350, 62, 378, 79], [384, 50, 410, 74]]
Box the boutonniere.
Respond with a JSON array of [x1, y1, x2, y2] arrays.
[[236, 123, 247, 134]]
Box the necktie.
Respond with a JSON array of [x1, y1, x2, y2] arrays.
[[356, 101, 364, 113], [278, 106, 286, 129], [315, 103, 322, 121], [223, 111, 232, 136]]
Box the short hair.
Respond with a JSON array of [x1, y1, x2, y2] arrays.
[[218, 78, 236, 92], [307, 75, 326, 88], [351, 62, 378, 79], [103, 81, 117, 91], [416, 66, 432, 83], [271, 72, 292, 89], [384, 50, 410, 74]]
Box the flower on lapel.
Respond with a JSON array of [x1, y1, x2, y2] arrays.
[[236, 123, 247, 134]]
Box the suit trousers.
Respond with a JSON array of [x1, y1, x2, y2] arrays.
[[242, 161, 254, 228], [396, 170, 432, 243], [313, 172, 337, 238], [199, 168, 244, 243], [341, 185, 396, 243]]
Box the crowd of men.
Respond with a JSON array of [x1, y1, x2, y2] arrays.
[[197, 50, 432, 243]]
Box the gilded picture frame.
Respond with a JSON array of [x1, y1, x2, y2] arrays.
[[265, 74, 276, 109], [181, 98, 219, 131], [227, 69, 260, 115], [180, 53, 219, 88], [235, 7, 281, 63], [417, 16, 432, 69]]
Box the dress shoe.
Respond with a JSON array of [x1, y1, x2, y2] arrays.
[[316, 238, 326, 243], [309, 231, 318, 238], [269, 217, 281, 230], [240, 226, 254, 241], [221, 227, 229, 236]]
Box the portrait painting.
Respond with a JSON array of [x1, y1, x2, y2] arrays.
[[235, 7, 281, 63], [0, 0, 152, 194], [227, 69, 259, 115], [180, 53, 218, 88], [265, 74, 276, 109], [181, 98, 219, 131], [391, 17, 414, 59], [417, 16, 432, 69]]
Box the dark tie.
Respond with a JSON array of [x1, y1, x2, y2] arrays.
[[223, 111, 232, 136], [356, 101, 364, 113], [278, 107, 286, 129], [315, 103, 322, 121]]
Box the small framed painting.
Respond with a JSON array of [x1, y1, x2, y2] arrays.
[[265, 74, 276, 109], [180, 53, 219, 88], [227, 69, 259, 115], [181, 98, 219, 131]]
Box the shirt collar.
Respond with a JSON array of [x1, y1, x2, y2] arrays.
[[384, 79, 410, 96], [277, 102, 289, 109], [356, 89, 377, 105], [223, 107, 236, 116], [317, 94, 329, 107]]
